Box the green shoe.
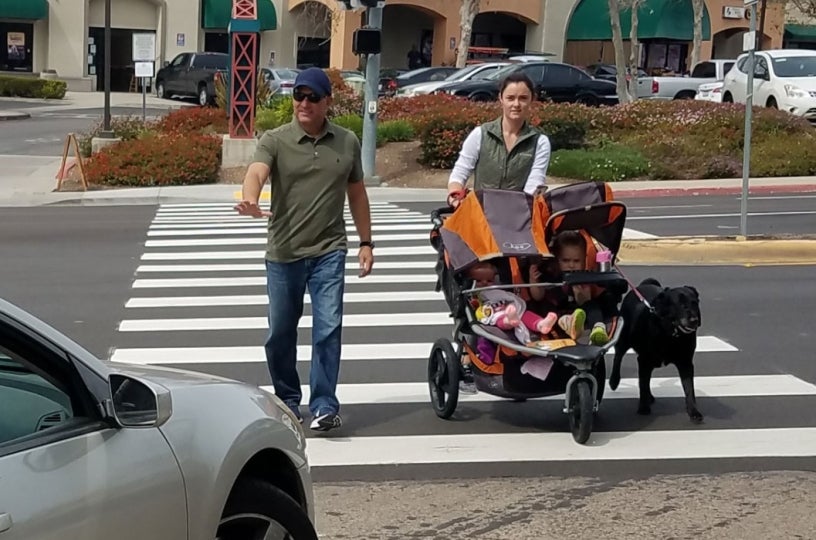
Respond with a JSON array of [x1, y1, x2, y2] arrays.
[[590, 323, 609, 345], [559, 308, 586, 340]]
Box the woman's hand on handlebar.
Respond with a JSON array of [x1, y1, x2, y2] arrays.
[[446, 188, 466, 208]]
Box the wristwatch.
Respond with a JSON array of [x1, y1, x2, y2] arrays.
[[359, 241, 375, 249]]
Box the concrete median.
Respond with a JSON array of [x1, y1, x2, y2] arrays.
[[619, 235, 816, 266]]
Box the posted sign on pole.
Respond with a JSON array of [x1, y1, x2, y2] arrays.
[[132, 33, 156, 123]]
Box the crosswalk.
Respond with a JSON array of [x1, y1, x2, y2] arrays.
[[111, 200, 816, 474]]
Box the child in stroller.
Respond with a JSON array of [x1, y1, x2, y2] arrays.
[[529, 230, 615, 346]]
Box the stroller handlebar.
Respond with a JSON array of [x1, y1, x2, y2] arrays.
[[430, 205, 455, 228]]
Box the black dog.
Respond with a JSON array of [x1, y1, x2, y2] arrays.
[[609, 278, 703, 423]]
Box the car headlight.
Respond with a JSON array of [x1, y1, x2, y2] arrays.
[[260, 387, 305, 442], [784, 84, 809, 99]]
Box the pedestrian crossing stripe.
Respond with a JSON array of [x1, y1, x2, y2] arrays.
[[143, 234, 432, 247], [125, 291, 444, 307], [272, 375, 816, 405], [133, 262, 437, 273], [146, 223, 436, 235], [131, 274, 438, 288], [109, 336, 739, 364], [139, 247, 438, 259], [304, 428, 816, 467]]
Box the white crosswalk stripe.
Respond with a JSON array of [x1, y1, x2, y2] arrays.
[[111, 201, 816, 476]]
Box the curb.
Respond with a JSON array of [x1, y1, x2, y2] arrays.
[[619, 236, 816, 265], [0, 111, 31, 121], [613, 184, 816, 198]]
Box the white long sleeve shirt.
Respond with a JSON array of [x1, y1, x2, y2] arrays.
[[448, 126, 552, 195]]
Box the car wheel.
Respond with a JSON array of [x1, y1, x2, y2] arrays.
[[157, 81, 166, 99], [722, 92, 733, 103], [767, 97, 778, 109], [216, 478, 318, 540], [199, 84, 209, 106]]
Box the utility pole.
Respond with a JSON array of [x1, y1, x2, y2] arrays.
[[740, 0, 757, 238], [360, 4, 383, 185], [101, 0, 113, 137]]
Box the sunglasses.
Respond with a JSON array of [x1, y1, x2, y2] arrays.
[[293, 91, 324, 103]]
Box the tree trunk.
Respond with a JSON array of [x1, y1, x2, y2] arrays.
[[608, 0, 631, 103], [456, 0, 480, 68], [690, 0, 704, 72], [627, 0, 641, 100]]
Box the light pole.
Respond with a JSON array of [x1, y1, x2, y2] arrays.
[[101, 0, 113, 137], [740, 0, 757, 238], [360, 4, 382, 185]]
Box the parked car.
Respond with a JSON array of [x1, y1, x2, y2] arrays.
[[0, 296, 317, 540], [436, 61, 618, 105], [642, 59, 735, 100], [584, 63, 652, 99], [695, 80, 724, 103], [261, 67, 299, 96], [155, 51, 229, 106], [722, 49, 816, 123], [396, 62, 509, 97], [379, 66, 458, 97]]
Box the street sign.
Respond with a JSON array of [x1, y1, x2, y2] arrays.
[[743, 30, 756, 52], [132, 33, 156, 62], [134, 61, 154, 78]]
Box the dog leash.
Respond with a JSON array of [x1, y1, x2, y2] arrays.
[[613, 263, 656, 313]]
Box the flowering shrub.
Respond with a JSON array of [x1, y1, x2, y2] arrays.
[[156, 106, 228, 135], [385, 95, 816, 179], [84, 133, 222, 186]]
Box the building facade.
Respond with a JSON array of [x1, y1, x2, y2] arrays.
[[0, 0, 806, 91]]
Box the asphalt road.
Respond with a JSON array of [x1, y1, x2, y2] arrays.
[[1, 201, 814, 485], [404, 192, 816, 238], [0, 106, 177, 156]]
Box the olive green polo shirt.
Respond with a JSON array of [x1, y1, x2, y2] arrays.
[[252, 119, 364, 263]]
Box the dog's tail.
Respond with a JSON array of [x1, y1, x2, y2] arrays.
[[640, 278, 661, 288]]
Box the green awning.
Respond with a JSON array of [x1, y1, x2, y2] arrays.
[[785, 24, 816, 42], [567, 0, 711, 41], [201, 0, 277, 31], [0, 0, 48, 20]]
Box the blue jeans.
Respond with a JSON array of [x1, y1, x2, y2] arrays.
[[264, 249, 345, 416]]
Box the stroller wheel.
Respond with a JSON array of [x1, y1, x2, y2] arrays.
[[428, 338, 460, 419], [568, 379, 595, 444]]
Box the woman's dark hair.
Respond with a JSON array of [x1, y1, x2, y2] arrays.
[[499, 71, 535, 98]]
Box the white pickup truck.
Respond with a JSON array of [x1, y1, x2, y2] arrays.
[[641, 59, 736, 100]]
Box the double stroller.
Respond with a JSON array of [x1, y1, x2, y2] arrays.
[[428, 181, 629, 444]]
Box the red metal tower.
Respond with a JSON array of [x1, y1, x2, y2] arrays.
[[229, 0, 259, 139]]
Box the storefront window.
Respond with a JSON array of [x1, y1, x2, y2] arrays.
[[1, 22, 34, 72]]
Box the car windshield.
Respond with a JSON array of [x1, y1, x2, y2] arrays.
[[772, 56, 816, 77], [273, 69, 299, 79], [446, 65, 481, 80], [485, 64, 520, 80]]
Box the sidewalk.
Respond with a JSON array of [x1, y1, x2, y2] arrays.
[[0, 91, 192, 116], [2, 168, 815, 207]]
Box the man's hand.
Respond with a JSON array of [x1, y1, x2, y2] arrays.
[[573, 284, 592, 305], [358, 245, 373, 278], [234, 200, 272, 218]]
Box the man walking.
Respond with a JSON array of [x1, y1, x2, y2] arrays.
[[234, 67, 374, 432]]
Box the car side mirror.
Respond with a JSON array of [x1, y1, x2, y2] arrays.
[[105, 374, 172, 428]]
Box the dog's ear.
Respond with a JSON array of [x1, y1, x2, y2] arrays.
[[685, 286, 700, 301]]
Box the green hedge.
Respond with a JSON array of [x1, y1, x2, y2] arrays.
[[0, 76, 66, 99]]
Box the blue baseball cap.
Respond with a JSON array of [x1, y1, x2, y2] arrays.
[[293, 67, 332, 98]]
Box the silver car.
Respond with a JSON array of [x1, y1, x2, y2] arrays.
[[0, 297, 316, 540]]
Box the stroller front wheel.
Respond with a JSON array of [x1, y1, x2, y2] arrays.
[[569, 378, 595, 444], [428, 338, 460, 419]]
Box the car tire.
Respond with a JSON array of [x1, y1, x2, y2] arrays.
[[198, 84, 209, 106], [216, 477, 318, 540], [157, 81, 166, 99]]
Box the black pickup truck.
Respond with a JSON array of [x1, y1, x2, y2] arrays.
[[155, 52, 228, 106]]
